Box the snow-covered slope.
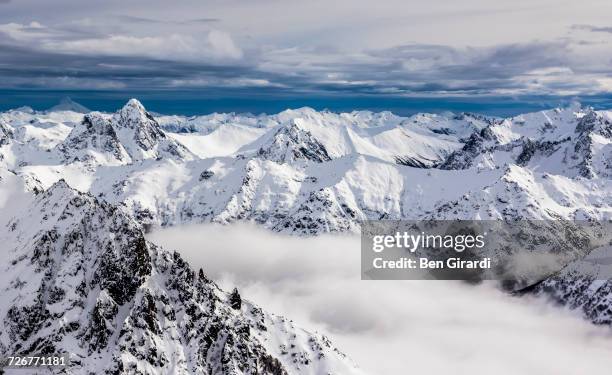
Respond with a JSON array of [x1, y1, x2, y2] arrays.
[[0, 180, 364, 375]]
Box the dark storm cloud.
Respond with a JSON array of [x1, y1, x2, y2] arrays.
[[438, 42, 569, 79], [114, 15, 165, 24], [279, 41, 578, 96], [0, 39, 282, 90], [114, 15, 220, 25], [572, 24, 612, 34], [188, 18, 220, 24], [0, 37, 592, 94]]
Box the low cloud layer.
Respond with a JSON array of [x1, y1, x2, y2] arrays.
[[149, 223, 612, 375]]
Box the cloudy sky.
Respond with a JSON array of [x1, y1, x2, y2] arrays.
[[1, 0, 612, 111]]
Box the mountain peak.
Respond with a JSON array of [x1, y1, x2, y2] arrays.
[[257, 120, 332, 164], [42, 178, 79, 199], [117, 99, 153, 127], [48, 97, 90, 113], [125, 98, 146, 111], [576, 109, 608, 134]]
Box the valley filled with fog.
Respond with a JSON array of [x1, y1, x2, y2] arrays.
[[149, 223, 612, 375]]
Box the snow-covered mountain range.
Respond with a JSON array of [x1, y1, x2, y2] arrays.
[[2, 100, 609, 233], [0, 99, 611, 372]]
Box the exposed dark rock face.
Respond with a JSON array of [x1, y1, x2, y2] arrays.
[[533, 253, 612, 325], [439, 129, 493, 170], [199, 170, 215, 181], [575, 111, 606, 135], [57, 113, 129, 163], [439, 122, 499, 170], [115, 99, 167, 153], [394, 155, 438, 168], [229, 288, 242, 310], [516, 137, 571, 166], [273, 188, 357, 235], [0, 120, 13, 147], [258, 122, 332, 164], [569, 110, 612, 178]]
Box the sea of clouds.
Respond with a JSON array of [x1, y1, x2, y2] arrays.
[[149, 223, 612, 375]]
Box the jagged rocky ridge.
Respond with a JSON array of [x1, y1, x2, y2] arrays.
[[0, 180, 363, 374], [441, 108, 611, 180]]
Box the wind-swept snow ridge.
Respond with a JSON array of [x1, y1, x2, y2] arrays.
[[0, 179, 365, 375]]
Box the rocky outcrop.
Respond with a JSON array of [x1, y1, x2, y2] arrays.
[[57, 113, 130, 164], [0, 120, 13, 147], [515, 137, 571, 166], [438, 128, 495, 170], [569, 110, 612, 178]]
